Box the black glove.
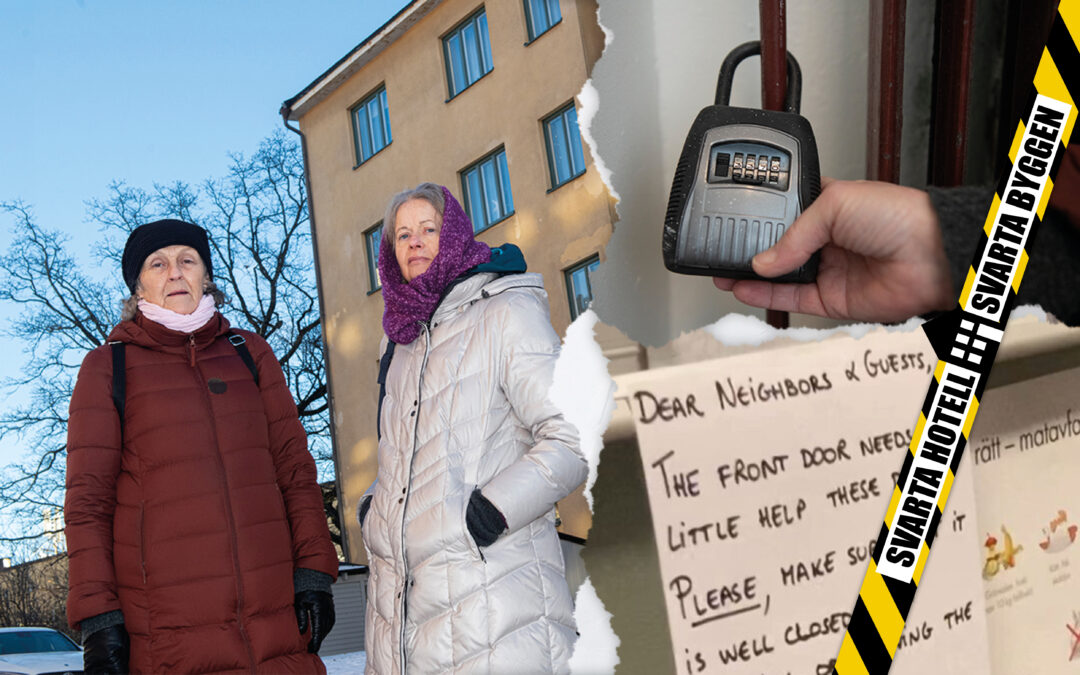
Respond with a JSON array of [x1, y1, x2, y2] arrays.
[[83, 624, 129, 675], [295, 589, 336, 653], [358, 494, 372, 527], [466, 488, 507, 548]]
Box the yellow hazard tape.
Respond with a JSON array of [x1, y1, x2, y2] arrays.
[[833, 3, 1078, 672], [859, 562, 904, 657]]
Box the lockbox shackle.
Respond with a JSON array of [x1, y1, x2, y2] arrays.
[[715, 40, 803, 114]]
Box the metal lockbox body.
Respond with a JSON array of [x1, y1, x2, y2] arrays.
[[663, 43, 822, 283]]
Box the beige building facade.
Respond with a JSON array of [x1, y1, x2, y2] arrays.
[[284, 0, 634, 562]]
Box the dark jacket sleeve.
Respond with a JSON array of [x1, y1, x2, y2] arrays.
[[246, 332, 339, 579], [929, 185, 1080, 326], [64, 347, 124, 630]]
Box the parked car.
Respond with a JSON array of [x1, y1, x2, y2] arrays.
[[0, 627, 82, 675]]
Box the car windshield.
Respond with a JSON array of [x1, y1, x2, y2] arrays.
[[0, 630, 79, 655]]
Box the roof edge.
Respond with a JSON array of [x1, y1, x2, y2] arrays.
[[282, 0, 443, 121]]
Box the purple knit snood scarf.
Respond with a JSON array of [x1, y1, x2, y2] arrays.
[[378, 186, 491, 344]]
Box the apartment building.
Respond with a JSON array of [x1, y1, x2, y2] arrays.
[[283, 0, 635, 561]]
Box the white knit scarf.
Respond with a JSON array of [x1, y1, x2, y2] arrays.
[[138, 295, 216, 333]]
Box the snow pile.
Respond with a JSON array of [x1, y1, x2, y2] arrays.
[[323, 650, 366, 673]]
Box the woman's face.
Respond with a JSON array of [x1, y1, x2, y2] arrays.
[[137, 245, 207, 314], [394, 199, 441, 282]]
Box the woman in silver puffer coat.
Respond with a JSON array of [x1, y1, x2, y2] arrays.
[[357, 183, 587, 674]]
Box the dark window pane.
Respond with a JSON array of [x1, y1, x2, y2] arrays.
[[577, 294, 589, 315], [546, 105, 587, 188], [548, 114, 571, 184], [465, 168, 486, 231], [462, 23, 481, 82], [357, 109, 373, 161], [380, 90, 392, 144], [526, 0, 560, 39], [481, 158, 502, 223], [353, 86, 392, 164], [566, 256, 600, 319], [445, 10, 492, 97], [571, 266, 587, 290], [366, 225, 383, 290], [566, 106, 586, 175], [477, 12, 493, 72], [447, 33, 466, 95], [461, 148, 513, 233], [570, 267, 588, 317], [546, 0, 561, 27], [368, 98, 385, 151], [533, 0, 549, 31], [497, 152, 514, 214], [525, 0, 539, 38]]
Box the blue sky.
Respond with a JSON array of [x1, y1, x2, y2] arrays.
[[0, 1, 407, 471]]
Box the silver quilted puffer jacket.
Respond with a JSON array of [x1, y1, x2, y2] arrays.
[[361, 271, 587, 674]]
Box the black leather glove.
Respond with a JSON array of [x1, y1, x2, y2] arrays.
[[83, 624, 129, 674], [295, 589, 336, 653], [466, 488, 507, 548]]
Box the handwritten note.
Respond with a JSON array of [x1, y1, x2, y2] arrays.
[[615, 329, 991, 674], [968, 365, 1080, 674]]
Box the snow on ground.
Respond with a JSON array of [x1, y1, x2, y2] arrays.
[[323, 650, 366, 673]]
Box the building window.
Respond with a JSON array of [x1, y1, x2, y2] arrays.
[[443, 8, 494, 98], [461, 148, 514, 233], [543, 103, 587, 189], [351, 86, 392, 165], [365, 223, 383, 292], [565, 255, 600, 320], [524, 0, 561, 42]]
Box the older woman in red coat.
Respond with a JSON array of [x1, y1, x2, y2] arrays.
[[64, 220, 339, 674]]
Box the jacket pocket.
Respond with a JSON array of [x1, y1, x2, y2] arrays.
[[138, 502, 148, 584], [461, 488, 486, 563], [274, 485, 288, 520]]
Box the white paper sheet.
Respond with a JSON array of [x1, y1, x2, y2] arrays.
[[969, 366, 1080, 674], [616, 328, 991, 674]]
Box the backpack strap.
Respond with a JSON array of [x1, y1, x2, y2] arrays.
[[109, 341, 126, 439], [107, 333, 260, 441], [376, 341, 396, 441], [227, 332, 260, 387]]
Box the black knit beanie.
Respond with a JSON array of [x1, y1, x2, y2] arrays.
[[121, 219, 213, 293]]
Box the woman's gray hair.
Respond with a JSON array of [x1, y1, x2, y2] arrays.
[[382, 182, 446, 245], [120, 276, 226, 321]]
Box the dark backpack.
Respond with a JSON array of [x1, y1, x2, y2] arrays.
[[109, 332, 260, 439]]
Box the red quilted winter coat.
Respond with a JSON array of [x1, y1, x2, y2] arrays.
[[65, 312, 338, 674]]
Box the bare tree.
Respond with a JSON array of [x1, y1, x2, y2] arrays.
[[0, 131, 331, 547], [0, 549, 71, 638]]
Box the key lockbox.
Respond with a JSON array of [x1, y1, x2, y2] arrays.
[[663, 41, 821, 283]]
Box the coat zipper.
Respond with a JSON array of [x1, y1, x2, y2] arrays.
[[398, 321, 431, 675], [192, 341, 257, 674], [390, 284, 532, 671]]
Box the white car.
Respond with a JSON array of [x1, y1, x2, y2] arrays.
[[0, 627, 82, 675]]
